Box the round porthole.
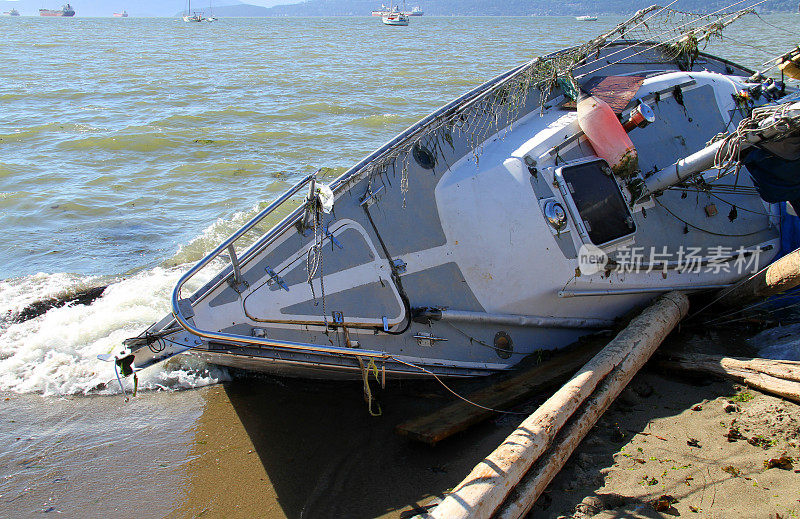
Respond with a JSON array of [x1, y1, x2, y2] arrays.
[[412, 143, 436, 170], [494, 331, 513, 359], [543, 200, 568, 232]]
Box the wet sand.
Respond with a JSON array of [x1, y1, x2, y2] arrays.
[[0, 390, 203, 517], [2, 332, 799, 519], [169, 377, 519, 518], [0, 376, 521, 519]]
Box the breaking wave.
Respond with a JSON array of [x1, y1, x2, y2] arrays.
[[0, 205, 278, 397]]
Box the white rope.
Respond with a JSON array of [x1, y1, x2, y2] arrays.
[[712, 101, 800, 177]]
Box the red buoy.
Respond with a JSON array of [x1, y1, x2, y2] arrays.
[[577, 91, 639, 177]]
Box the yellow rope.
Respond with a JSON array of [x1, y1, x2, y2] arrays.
[[357, 356, 382, 417]]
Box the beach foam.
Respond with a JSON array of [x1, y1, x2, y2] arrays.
[[0, 205, 267, 397], [0, 266, 230, 396]]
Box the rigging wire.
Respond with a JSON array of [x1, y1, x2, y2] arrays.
[[702, 291, 800, 325], [574, 0, 762, 79], [387, 355, 529, 416], [576, 0, 770, 80], [720, 34, 779, 56], [753, 12, 798, 38], [666, 187, 773, 217], [654, 198, 766, 237]]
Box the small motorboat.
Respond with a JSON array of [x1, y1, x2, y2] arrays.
[[113, 6, 800, 384], [382, 11, 409, 25]]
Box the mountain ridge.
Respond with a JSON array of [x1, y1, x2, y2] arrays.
[[2, 0, 796, 17], [263, 1, 797, 17]]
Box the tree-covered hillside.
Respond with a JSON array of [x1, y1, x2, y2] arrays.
[[264, 0, 798, 16]]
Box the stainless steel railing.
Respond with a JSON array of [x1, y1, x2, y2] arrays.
[[169, 173, 391, 359], [167, 58, 537, 359]]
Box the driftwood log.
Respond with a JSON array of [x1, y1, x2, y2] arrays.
[[657, 351, 800, 403], [427, 291, 689, 519], [715, 248, 800, 308]]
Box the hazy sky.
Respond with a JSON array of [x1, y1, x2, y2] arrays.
[[244, 0, 297, 5]]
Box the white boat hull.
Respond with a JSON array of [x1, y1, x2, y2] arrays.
[[122, 41, 793, 381], [382, 15, 409, 25]]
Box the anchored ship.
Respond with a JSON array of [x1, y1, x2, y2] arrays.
[[111, 6, 800, 384], [39, 3, 75, 16], [2, 8, 20, 16]]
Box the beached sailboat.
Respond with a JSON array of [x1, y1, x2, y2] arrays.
[[114, 6, 800, 384]]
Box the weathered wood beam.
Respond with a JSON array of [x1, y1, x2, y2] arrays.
[[715, 248, 800, 308], [657, 351, 800, 403]]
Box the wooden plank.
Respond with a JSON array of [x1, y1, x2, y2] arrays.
[[395, 337, 607, 445]]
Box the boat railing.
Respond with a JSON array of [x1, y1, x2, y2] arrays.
[[166, 55, 546, 360], [170, 173, 393, 360]]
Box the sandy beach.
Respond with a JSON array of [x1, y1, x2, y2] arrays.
[[167, 323, 800, 519], [1, 325, 798, 519], [535, 371, 800, 519]]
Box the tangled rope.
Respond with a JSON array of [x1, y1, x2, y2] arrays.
[[712, 101, 800, 177], [342, 3, 760, 204], [305, 190, 328, 327]]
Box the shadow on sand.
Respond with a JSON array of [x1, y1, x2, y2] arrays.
[[191, 375, 517, 518]]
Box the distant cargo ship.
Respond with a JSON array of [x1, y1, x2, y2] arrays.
[[113, 10, 129, 17], [39, 4, 75, 17], [2, 8, 21, 16], [373, 4, 422, 17]]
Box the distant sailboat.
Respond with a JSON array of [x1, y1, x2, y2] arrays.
[[206, 0, 217, 22], [183, 0, 204, 22]]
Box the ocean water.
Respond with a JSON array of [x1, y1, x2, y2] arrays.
[[1, 13, 800, 518], [0, 15, 798, 394]]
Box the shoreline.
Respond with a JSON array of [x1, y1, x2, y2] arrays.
[[1, 333, 798, 518]]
